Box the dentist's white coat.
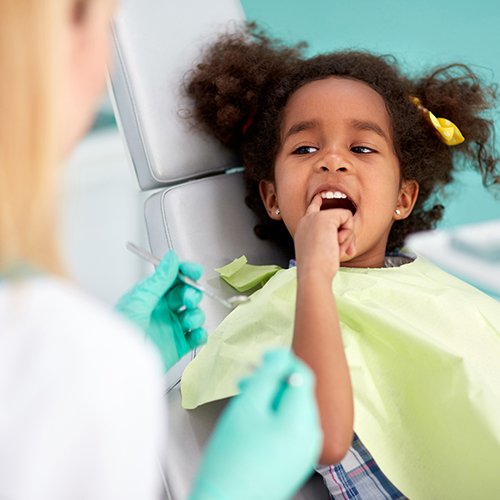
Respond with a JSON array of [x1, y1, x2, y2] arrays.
[[0, 276, 166, 500]]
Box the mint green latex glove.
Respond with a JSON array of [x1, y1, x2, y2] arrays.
[[189, 349, 323, 500], [116, 250, 207, 371]]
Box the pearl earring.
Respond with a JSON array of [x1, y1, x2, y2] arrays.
[[275, 208, 281, 215], [395, 209, 401, 216]]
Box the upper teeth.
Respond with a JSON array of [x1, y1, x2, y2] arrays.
[[321, 191, 347, 199]]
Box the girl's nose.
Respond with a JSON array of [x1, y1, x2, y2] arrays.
[[315, 153, 351, 173], [319, 164, 349, 172]]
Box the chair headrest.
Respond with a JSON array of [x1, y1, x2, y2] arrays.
[[109, 0, 245, 190]]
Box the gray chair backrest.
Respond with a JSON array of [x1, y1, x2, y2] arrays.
[[110, 0, 241, 190], [109, 1, 327, 498]]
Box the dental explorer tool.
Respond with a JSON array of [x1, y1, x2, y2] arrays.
[[126, 242, 250, 309]]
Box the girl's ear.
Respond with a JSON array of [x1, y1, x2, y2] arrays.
[[395, 179, 419, 220], [259, 180, 281, 220]]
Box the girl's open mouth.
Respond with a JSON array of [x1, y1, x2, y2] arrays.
[[319, 191, 357, 215]]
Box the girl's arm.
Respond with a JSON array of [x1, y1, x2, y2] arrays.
[[292, 198, 354, 464]]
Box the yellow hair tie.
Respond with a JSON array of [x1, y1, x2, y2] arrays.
[[411, 96, 465, 146]]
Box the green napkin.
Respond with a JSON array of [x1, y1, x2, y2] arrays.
[[215, 256, 282, 292]]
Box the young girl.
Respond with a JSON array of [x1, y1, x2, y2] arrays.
[[181, 24, 500, 498]]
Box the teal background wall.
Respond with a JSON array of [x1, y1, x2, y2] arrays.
[[240, 0, 500, 229]]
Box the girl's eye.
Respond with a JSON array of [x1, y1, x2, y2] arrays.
[[292, 146, 318, 155], [351, 145, 376, 154]]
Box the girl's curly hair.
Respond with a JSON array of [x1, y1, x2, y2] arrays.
[[186, 23, 499, 259]]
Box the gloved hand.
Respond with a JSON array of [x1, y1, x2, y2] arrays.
[[116, 250, 207, 371], [189, 349, 323, 500]]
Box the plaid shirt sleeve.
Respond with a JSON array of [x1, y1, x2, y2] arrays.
[[315, 433, 408, 500]]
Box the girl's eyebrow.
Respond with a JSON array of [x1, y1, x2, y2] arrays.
[[349, 118, 388, 141], [283, 119, 320, 140], [284, 118, 388, 141]]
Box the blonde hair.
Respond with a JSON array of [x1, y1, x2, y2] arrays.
[[0, 0, 69, 275]]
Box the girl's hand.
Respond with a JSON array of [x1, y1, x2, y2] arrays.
[[294, 194, 355, 281], [292, 194, 356, 463]]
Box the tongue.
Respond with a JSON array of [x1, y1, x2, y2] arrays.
[[320, 197, 357, 215]]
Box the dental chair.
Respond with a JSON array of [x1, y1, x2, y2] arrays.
[[109, 0, 329, 498]]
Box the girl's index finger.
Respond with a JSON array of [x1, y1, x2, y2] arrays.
[[305, 193, 323, 215]]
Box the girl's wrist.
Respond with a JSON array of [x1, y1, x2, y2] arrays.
[[297, 268, 336, 289]]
